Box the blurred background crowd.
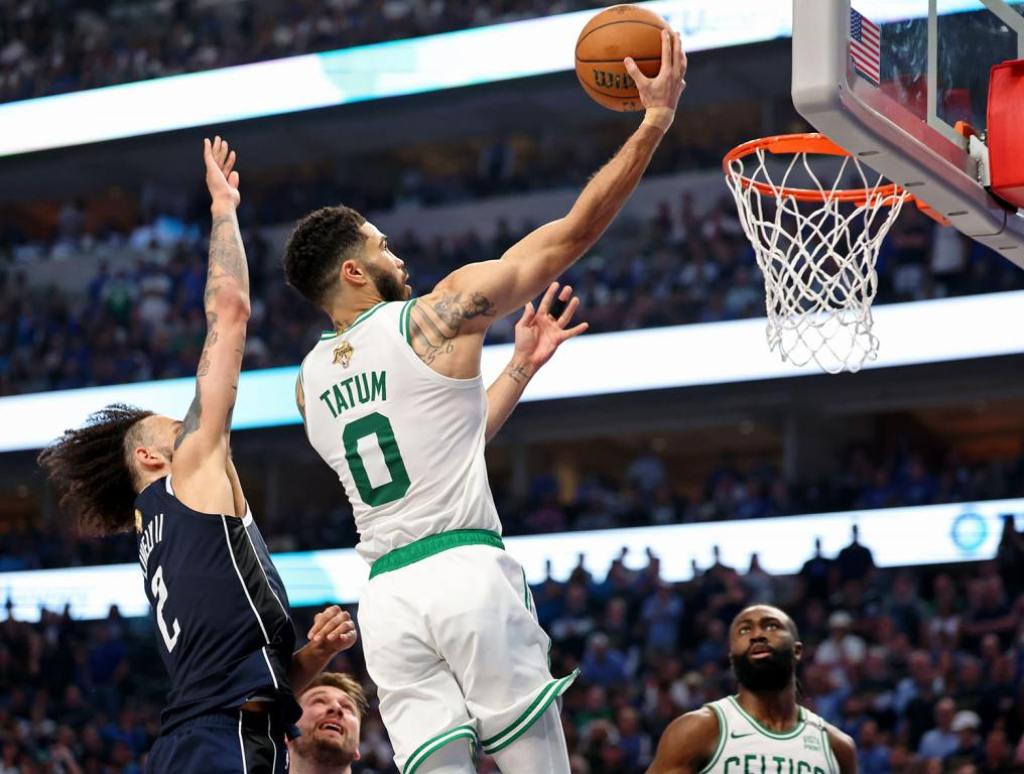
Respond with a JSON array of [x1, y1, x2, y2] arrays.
[[2, 528, 1024, 772], [2, 193, 1020, 397], [1, 0, 609, 103], [3, 441, 1023, 572], [3, 0, 1024, 772]]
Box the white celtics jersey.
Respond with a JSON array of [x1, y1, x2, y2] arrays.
[[701, 697, 838, 774], [300, 300, 501, 563]]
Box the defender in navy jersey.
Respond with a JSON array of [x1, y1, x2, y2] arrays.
[[39, 138, 356, 774]]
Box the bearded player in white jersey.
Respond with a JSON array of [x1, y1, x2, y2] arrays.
[[648, 605, 858, 774], [282, 28, 686, 774]]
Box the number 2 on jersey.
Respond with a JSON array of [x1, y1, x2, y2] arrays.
[[343, 412, 411, 506], [151, 565, 181, 652]]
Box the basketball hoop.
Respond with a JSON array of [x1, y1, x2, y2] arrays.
[[723, 133, 913, 374]]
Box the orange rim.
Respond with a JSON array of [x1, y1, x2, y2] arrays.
[[723, 132, 908, 206]]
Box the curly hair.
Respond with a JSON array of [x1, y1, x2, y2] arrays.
[[298, 672, 369, 719], [283, 205, 367, 306], [37, 404, 154, 535]]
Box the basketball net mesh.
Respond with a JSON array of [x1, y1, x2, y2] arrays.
[[725, 147, 909, 374]]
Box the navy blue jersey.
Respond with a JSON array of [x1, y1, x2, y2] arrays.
[[135, 476, 301, 734]]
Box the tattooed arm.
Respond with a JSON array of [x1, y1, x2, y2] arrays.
[[171, 137, 250, 516], [432, 30, 685, 329], [486, 283, 587, 442]]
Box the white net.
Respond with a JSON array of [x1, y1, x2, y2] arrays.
[[724, 140, 910, 374]]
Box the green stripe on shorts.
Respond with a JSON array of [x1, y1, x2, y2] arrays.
[[480, 670, 579, 754]]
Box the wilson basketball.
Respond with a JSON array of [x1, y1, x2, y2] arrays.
[[574, 4, 669, 112]]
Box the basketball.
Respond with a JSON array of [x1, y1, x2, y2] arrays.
[[574, 4, 669, 112]]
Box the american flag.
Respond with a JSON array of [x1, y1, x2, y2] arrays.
[[850, 8, 881, 85]]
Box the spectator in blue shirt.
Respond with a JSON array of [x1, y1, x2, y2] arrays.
[[581, 632, 628, 688], [918, 698, 960, 760]]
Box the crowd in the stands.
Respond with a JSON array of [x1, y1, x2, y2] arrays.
[[2, 189, 1020, 399], [3, 439, 1022, 572], [0, 0, 608, 103], [2, 519, 1023, 772]]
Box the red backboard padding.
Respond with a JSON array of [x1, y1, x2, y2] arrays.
[[988, 59, 1024, 210]]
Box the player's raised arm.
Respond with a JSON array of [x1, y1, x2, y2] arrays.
[[485, 283, 587, 442], [172, 137, 250, 504], [434, 28, 686, 328]]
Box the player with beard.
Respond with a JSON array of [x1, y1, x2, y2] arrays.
[[289, 673, 366, 773], [284, 27, 685, 773], [647, 605, 857, 774]]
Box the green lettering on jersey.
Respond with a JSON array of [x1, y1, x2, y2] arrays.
[[319, 390, 339, 419], [371, 370, 386, 402], [773, 756, 787, 774], [744, 754, 758, 774], [797, 762, 811, 774], [725, 757, 741, 774], [355, 373, 370, 403], [333, 384, 351, 414], [341, 377, 356, 406]]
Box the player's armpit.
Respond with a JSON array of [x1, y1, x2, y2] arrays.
[[646, 707, 720, 774]]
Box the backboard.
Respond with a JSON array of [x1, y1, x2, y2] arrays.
[[793, 0, 1024, 267]]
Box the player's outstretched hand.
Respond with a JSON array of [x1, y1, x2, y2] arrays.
[[514, 282, 589, 372], [624, 28, 687, 112], [306, 605, 358, 656], [203, 136, 240, 211]]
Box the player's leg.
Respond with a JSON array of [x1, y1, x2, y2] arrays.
[[358, 571, 478, 774], [488, 704, 569, 773], [430, 547, 577, 769], [147, 712, 282, 774]]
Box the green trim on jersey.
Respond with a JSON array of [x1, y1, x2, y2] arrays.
[[820, 724, 839, 774], [521, 567, 531, 612], [399, 299, 417, 345], [403, 724, 477, 774], [369, 529, 504, 579], [699, 703, 728, 774], [727, 696, 806, 739], [480, 670, 579, 753]]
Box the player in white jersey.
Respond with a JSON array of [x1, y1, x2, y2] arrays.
[[283, 27, 686, 774], [647, 605, 857, 774]]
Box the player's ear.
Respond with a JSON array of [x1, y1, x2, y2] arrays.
[[134, 444, 166, 472], [340, 258, 368, 288], [793, 640, 803, 662]]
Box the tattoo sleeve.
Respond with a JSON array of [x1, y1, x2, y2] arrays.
[[408, 292, 496, 365], [175, 387, 202, 450], [204, 214, 250, 309]]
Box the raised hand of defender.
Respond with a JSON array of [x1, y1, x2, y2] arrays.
[[513, 282, 589, 372], [624, 28, 687, 111], [203, 136, 240, 210], [305, 605, 358, 657]]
